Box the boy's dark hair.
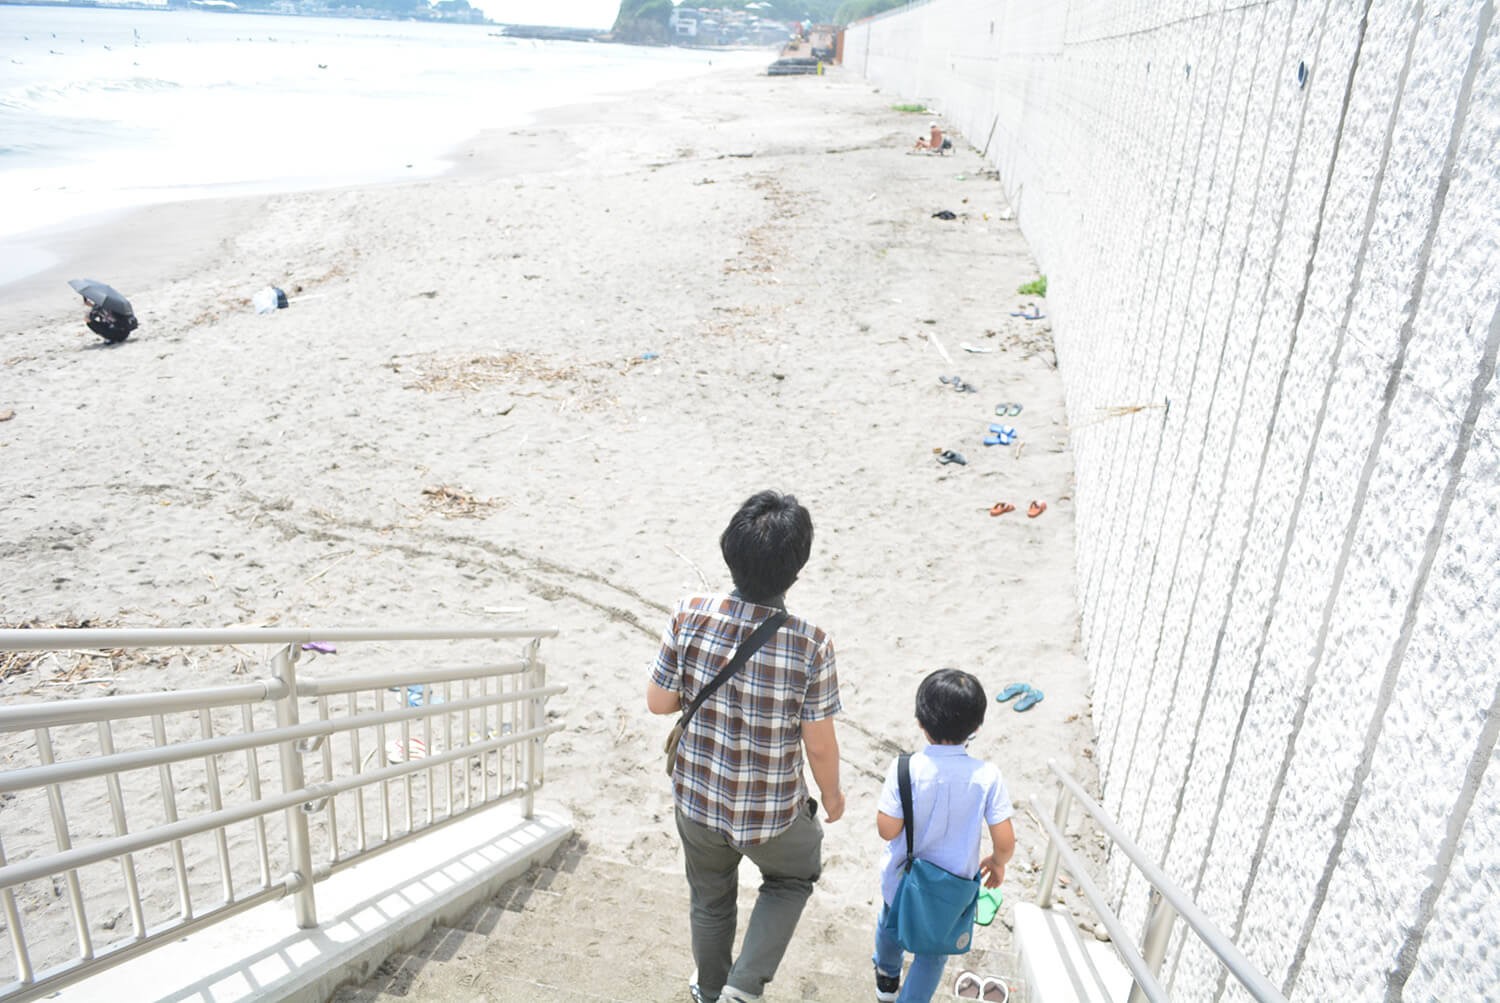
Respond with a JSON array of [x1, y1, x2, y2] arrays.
[[915, 669, 987, 744], [719, 490, 813, 603]]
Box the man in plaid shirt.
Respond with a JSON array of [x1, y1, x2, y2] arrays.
[[648, 490, 845, 1003]]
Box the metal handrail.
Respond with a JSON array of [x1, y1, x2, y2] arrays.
[[296, 660, 529, 695], [0, 626, 558, 651], [1039, 759, 1287, 1003], [1033, 804, 1168, 1002], [0, 680, 291, 730], [0, 683, 565, 796], [0, 627, 563, 1001], [0, 720, 561, 890]]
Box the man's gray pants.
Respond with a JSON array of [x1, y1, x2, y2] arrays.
[[675, 802, 823, 999]]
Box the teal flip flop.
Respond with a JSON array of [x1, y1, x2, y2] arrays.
[[995, 683, 1028, 703], [976, 886, 1004, 926], [1014, 688, 1044, 712]]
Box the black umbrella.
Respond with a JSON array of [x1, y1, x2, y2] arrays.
[[68, 279, 134, 317]]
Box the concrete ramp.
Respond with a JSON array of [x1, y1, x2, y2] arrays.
[[1013, 902, 1132, 1003]]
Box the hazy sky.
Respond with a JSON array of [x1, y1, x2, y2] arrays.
[[482, 0, 625, 28]]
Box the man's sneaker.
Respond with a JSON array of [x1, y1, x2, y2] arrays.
[[875, 968, 901, 1002], [689, 984, 716, 1003], [719, 987, 761, 1003]]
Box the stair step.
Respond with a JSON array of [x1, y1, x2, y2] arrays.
[[331, 832, 888, 1002], [1013, 902, 1128, 1003], [410, 933, 685, 1001]]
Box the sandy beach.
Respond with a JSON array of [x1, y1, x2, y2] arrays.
[[0, 63, 1103, 988]]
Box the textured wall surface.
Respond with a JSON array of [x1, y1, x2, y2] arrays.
[[846, 3, 1500, 1000]]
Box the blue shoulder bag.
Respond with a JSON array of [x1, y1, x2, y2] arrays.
[[881, 753, 982, 955]]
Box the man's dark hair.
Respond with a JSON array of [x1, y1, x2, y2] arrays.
[[719, 490, 813, 603], [915, 669, 987, 744]]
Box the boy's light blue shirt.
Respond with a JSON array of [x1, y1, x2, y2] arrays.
[[877, 744, 1013, 905]]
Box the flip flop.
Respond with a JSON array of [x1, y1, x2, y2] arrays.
[[983, 431, 1013, 446], [1014, 688, 1044, 712], [1007, 403, 1024, 416], [954, 970, 983, 999], [1009, 305, 1045, 320], [994, 403, 1014, 416], [1027, 500, 1047, 518], [981, 978, 1010, 1003], [995, 683, 1028, 702], [384, 737, 427, 763], [937, 449, 967, 465], [976, 886, 1003, 926], [989, 502, 1015, 517]]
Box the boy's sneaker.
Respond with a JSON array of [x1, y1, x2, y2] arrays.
[[875, 968, 901, 1002], [689, 984, 715, 1003]]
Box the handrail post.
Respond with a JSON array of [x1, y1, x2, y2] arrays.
[[1127, 888, 1178, 1003], [523, 639, 541, 818], [1038, 777, 1071, 908], [271, 643, 318, 927]]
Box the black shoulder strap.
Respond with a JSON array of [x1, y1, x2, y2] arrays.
[[676, 610, 788, 735], [898, 753, 915, 871]]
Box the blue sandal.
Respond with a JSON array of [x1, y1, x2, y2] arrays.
[[995, 683, 1028, 703], [1014, 688, 1045, 712]]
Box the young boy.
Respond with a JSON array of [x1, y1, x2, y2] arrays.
[[647, 490, 845, 1003], [873, 669, 1016, 1003]]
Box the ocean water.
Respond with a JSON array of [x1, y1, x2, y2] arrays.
[[0, 6, 765, 279]]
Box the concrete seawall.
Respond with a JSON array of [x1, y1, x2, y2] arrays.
[[847, 3, 1500, 1000]]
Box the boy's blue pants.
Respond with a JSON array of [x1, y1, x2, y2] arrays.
[[873, 902, 948, 1002]]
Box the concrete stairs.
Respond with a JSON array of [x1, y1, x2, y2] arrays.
[[1013, 903, 1131, 1003], [329, 833, 940, 1003]]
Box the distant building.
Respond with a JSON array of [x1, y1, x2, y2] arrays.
[[669, 7, 698, 37], [670, 6, 790, 46]]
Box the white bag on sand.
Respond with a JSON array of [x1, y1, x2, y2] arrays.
[[252, 286, 288, 314]]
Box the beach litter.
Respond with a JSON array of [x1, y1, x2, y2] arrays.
[[384, 737, 427, 763], [252, 286, 289, 314], [1070, 401, 1169, 430], [404, 351, 585, 396], [960, 343, 992, 354], [0, 409, 13, 422], [394, 684, 443, 707], [300, 642, 337, 655], [1, 617, 169, 685], [421, 484, 500, 519], [932, 210, 958, 220]]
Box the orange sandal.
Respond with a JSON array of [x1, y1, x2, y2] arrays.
[[1027, 500, 1046, 518], [989, 502, 1015, 517]]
